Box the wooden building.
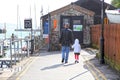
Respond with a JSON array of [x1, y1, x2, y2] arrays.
[[41, 3, 95, 51]]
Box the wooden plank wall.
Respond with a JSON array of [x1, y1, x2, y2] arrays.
[[91, 25, 100, 48], [91, 24, 120, 69]]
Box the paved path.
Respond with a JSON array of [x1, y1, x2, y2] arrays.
[[6, 49, 120, 80], [15, 50, 96, 80]]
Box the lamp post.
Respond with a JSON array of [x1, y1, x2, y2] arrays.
[[100, 0, 105, 64]]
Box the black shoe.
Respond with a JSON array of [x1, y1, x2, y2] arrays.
[[61, 58, 64, 63], [76, 61, 79, 63]]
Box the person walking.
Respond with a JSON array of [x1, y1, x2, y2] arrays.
[[59, 23, 74, 63], [72, 39, 81, 63]]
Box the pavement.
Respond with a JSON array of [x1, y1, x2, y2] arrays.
[[83, 48, 120, 80], [0, 48, 120, 80]]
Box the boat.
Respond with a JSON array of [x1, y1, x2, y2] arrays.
[[105, 9, 120, 23]]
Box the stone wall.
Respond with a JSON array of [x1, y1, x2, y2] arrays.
[[49, 8, 94, 51]]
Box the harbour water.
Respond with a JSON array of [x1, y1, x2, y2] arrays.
[[0, 23, 40, 58], [0, 23, 40, 39], [0, 23, 29, 39]]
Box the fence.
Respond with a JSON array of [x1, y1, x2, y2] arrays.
[[91, 25, 100, 49], [0, 35, 42, 70], [0, 38, 31, 69], [91, 24, 120, 71]]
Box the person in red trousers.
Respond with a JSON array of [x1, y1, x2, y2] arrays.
[[72, 39, 81, 63]]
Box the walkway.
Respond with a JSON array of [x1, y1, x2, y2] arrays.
[[15, 50, 96, 80], [2, 49, 120, 80]]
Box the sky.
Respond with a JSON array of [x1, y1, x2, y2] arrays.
[[0, 0, 112, 28]]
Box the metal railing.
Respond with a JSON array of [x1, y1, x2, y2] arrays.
[[0, 35, 43, 70]]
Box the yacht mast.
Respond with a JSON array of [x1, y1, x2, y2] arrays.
[[17, 5, 19, 29], [4, 23, 6, 39]]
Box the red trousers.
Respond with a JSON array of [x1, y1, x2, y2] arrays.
[[74, 54, 79, 60]]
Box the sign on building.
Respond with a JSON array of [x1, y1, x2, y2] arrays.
[[53, 19, 57, 29], [43, 21, 49, 38], [24, 19, 32, 29]]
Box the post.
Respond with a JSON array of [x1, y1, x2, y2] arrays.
[[10, 39, 12, 68], [27, 40, 30, 57], [31, 28, 34, 55], [21, 39, 23, 60], [14, 41, 16, 65], [100, 0, 105, 64], [48, 13, 51, 51], [17, 41, 20, 61]]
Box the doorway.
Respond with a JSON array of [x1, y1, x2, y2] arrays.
[[60, 16, 84, 44]]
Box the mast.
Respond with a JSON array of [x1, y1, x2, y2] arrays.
[[34, 3, 37, 29], [17, 5, 19, 30], [34, 3, 37, 35], [4, 23, 6, 39]]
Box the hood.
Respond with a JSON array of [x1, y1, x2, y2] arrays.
[[74, 39, 79, 44]]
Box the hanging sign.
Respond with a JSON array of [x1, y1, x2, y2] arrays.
[[24, 18, 32, 29]]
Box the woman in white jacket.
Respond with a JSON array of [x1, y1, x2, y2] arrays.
[[72, 39, 81, 63]]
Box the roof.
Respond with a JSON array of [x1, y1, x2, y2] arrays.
[[41, 3, 95, 19], [74, 0, 116, 15]]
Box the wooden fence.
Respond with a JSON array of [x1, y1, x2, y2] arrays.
[[91, 24, 120, 71], [91, 25, 101, 49]]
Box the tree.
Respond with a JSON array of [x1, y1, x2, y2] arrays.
[[111, 0, 120, 8]]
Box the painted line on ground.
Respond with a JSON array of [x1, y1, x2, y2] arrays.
[[82, 55, 107, 80], [85, 60, 99, 80], [16, 57, 37, 80], [87, 60, 107, 80]]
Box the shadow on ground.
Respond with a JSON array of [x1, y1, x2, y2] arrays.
[[41, 62, 76, 71], [41, 63, 63, 70], [39, 51, 61, 57], [69, 71, 89, 80]]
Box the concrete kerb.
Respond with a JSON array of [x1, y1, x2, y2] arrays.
[[82, 55, 107, 80], [81, 48, 107, 80], [84, 48, 120, 80]]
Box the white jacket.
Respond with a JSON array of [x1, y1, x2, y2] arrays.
[[72, 39, 81, 53]]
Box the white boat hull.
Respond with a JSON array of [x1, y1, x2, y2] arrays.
[[105, 10, 120, 23]]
